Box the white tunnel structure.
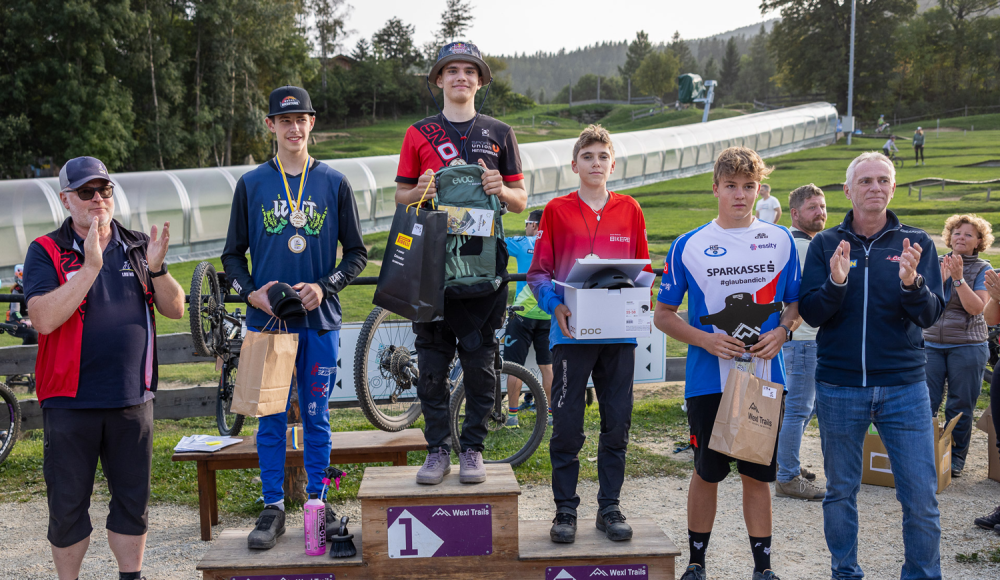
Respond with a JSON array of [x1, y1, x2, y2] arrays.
[[0, 103, 838, 277]]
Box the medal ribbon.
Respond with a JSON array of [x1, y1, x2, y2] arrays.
[[276, 155, 311, 214]]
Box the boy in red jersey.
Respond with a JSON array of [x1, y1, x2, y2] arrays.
[[395, 42, 527, 486], [527, 124, 652, 544]]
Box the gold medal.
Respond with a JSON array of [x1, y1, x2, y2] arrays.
[[288, 235, 307, 253], [276, 154, 312, 254]]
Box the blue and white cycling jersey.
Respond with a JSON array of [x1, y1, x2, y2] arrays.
[[506, 235, 535, 296], [657, 219, 801, 398]]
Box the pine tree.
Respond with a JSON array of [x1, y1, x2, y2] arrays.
[[438, 0, 474, 43], [618, 30, 652, 79], [668, 31, 698, 75], [720, 36, 741, 98]]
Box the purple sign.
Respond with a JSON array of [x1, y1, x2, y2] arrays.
[[386, 504, 492, 558], [545, 565, 649, 580], [230, 575, 334, 580]]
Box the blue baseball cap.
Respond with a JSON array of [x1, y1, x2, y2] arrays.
[[428, 42, 492, 85], [59, 156, 111, 191]]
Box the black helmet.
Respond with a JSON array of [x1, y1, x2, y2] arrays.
[[582, 268, 635, 290], [267, 282, 308, 322]]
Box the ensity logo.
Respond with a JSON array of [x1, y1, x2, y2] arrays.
[[395, 233, 413, 250]]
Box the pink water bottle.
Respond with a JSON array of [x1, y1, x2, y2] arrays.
[[304, 493, 326, 555]]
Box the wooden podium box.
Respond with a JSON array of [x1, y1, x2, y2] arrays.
[[197, 464, 680, 579]]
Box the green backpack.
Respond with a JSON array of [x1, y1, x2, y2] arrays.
[[434, 164, 507, 298]]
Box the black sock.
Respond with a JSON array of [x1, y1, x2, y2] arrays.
[[749, 535, 772, 573], [119, 572, 142, 580], [688, 529, 711, 568]]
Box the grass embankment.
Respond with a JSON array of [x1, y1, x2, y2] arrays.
[[1, 115, 998, 513]]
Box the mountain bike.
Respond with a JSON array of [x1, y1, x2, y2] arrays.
[[189, 261, 251, 436], [447, 306, 547, 466], [0, 322, 23, 464]]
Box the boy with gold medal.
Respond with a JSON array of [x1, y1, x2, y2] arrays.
[[222, 85, 367, 550]]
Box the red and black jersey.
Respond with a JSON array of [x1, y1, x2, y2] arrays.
[[395, 113, 523, 184]]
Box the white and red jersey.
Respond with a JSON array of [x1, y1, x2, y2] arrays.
[[527, 191, 652, 347]]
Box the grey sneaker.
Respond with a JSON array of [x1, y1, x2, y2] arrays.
[[550, 510, 577, 543], [752, 570, 780, 580], [800, 467, 816, 481], [595, 505, 633, 541], [505, 414, 519, 428], [459, 449, 486, 483], [680, 564, 707, 580], [247, 505, 285, 549], [416, 448, 451, 485], [775, 475, 825, 501]]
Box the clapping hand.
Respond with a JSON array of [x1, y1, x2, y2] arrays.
[[83, 217, 103, 271], [147, 222, 170, 273], [899, 238, 922, 287], [830, 240, 851, 284], [941, 253, 963, 282], [985, 269, 1000, 301]]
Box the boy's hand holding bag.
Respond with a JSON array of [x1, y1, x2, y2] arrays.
[[708, 356, 785, 465], [372, 178, 449, 322]]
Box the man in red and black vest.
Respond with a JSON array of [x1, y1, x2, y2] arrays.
[[23, 156, 185, 580]]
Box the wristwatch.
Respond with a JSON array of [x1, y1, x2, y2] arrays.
[[779, 324, 792, 342], [953, 278, 965, 288], [150, 263, 168, 278], [903, 274, 925, 291]]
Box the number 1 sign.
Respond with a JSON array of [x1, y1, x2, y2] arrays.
[[386, 504, 493, 558]]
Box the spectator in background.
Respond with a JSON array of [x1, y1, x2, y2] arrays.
[[799, 151, 945, 580], [913, 127, 926, 165], [882, 136, 899, 159], [504, 209, 554, 427], [976, 269, 1000, 534], [6, 264, 38, 345], [755, 184, 781, 223], [774, 184, 828, 502], [923, 214, 992, 477]]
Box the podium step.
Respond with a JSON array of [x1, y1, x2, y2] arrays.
[[196, 527, 364, 580], [518, 518, 681, 580], [359, 464, 521, 576]]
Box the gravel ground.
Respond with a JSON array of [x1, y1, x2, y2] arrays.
[[4, 425, 1000, 579]]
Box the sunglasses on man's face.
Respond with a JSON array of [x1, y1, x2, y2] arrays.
[[73, 185, 115, 201], [525, 220, 538, 226]]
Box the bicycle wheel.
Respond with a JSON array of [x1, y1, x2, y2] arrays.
[[216, 359, 245, 437], [0, 382, 20, 465], [448, 361, 547, 466], [190, 261, 220, 358], [353, 307, 423, 431]]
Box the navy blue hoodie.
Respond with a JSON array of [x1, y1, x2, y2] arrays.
[[800, 210, 945, 387]]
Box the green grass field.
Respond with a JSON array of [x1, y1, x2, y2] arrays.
[[1, 114, 998, 513]]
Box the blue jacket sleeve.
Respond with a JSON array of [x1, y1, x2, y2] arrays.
[[799, 234, 848, 328], [900, 234, 945, 328]]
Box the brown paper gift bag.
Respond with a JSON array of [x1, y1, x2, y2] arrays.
[[708, 358, 785, 465], [230, 319, 299, 417]]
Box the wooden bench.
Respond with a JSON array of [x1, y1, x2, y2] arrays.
[[172, 428, 427, 540]]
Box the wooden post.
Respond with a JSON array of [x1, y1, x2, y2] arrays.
[[908, 185, 912, 196], [283, 379, 308, 504]]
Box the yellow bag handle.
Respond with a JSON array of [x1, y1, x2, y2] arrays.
[[406, 170, 437, 215]]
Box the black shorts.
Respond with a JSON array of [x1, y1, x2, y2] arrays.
[[43, 401, 154, 547], [686, 393, 780, 484], [503, 315, 552, 366]]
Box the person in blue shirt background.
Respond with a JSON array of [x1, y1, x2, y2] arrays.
[[503, 209, 553, 427]]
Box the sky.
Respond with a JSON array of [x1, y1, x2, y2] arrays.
[[337, 0, 780, 56]]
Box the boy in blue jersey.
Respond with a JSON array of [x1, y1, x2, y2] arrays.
[[504, 209, 553, 427], [654, 147, 800, 580], [222, 86, 367, 550]]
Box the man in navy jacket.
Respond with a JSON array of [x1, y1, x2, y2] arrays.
[[800, 151, 945, 580]]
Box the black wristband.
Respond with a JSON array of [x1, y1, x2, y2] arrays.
[[149, 263, 168, 278]]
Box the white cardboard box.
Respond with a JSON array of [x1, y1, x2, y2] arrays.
[[553, 258, 654, 340]]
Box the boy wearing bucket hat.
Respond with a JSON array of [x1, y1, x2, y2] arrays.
[[394, 42, 527, 485], [222, 85, 368, 550]]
